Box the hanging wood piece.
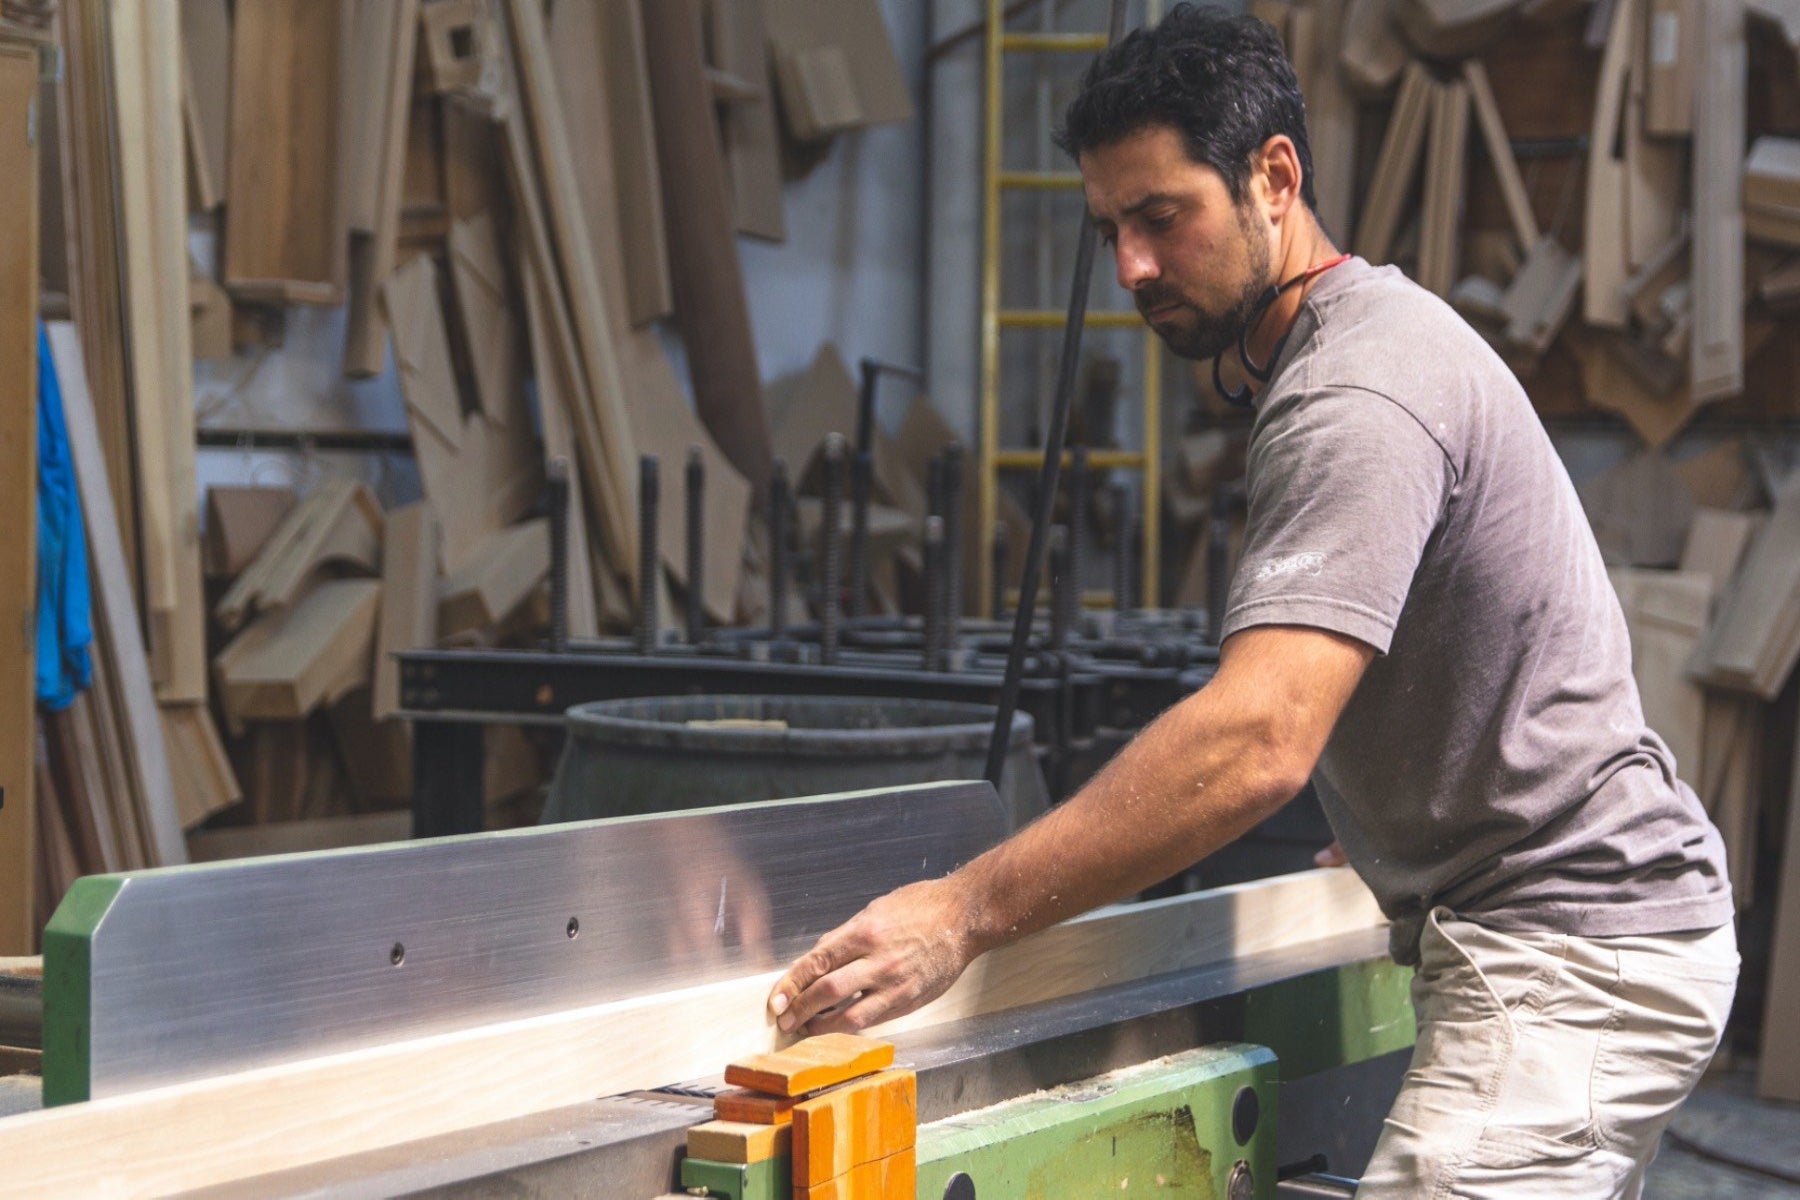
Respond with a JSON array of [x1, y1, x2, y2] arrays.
[[223, 0, 348, 304]]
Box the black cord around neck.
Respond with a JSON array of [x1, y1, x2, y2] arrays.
[[1212, 252, 1352, 408]]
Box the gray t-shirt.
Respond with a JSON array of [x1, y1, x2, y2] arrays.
[[1222, 257, 1733, 964]]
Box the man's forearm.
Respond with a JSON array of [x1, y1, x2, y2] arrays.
[[950, 683, 1304, 956]]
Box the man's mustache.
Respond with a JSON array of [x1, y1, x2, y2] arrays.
[[1135, 286, 1186, 314]]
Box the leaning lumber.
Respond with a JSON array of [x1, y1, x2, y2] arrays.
[[216, 579, 384, 727]]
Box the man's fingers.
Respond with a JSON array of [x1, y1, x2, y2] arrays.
[[767, 926, 867, 1028], [805, 988, 897, 1036], [780, 959, 878, 1034], [1313, 840, 1347, 868]]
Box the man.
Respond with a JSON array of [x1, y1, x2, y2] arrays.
[[767, 7, 1738, 1195]]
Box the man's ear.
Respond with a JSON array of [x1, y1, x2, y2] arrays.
[[1255, 135, 1304, 223]]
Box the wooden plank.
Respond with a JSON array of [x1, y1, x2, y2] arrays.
[[1462, 58, 1537, 251], [520, 255, 603, 638], [1758, 704, 1800, 1102], [373, 503, 438, 722], [1646, 0, 1696, 136], [501, 0, 641, 578], [639, 0, 774, 494], [1354, 61, 1433, 264], [343, 0, 420, 377], [709, 0, 785, 242], [178, 0, 229, 213], [446, 213, 523, 424], [217, 579, 383, 725], [47, 323, 187, 869], [186, 811, 413, 864], [597, 0, 674, 326], [159, 703, 241, 830], [1583, 0, 1636, 326], [437, 519, 550, 637], [0, 869, 1380, 1194], [1417, 77, 1470, 298], [223, 0, 347, 304], [0, 38, 36, 953], [1690, 474, 1800, 698], [1691, 0, 1746, 400]]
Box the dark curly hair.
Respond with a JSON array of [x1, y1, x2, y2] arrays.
[[1054, 3, 1315, 210]]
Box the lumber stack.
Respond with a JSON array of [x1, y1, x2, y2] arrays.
[[1241, 0, 1800, 447]]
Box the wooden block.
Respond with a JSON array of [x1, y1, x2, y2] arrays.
[[216, 579, 383, 726], [724, 1033, 895, 1098], [1646, 0, 1697, 136], [223, 0, 347, 304], [438, 519, 552, 636], [687, 1118, 791, 1165], [374, 503, 438, 721], [714, 1087, 799, 1125], [790, 1068, 916, 1187], [1500, 236, 1582, 354], [1691, 0, 1746, 401], [203, 485, 297, 579], [794, 1147, 915, 1200]]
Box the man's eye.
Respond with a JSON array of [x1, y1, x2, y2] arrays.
[[1146, 210, 1177, 229]]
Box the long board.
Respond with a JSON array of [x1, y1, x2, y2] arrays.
[[1, 867, 1379, 1195]]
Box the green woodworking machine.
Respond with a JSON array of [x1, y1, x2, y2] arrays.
[[0, 781, 1413, 1196]]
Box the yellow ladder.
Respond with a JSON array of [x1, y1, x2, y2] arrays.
[[976, 4, 1162, 617]]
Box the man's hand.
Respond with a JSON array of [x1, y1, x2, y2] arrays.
[[768, 877, 977, 1035]]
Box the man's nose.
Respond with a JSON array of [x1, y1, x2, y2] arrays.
[[1114, 233, 1159, 292]]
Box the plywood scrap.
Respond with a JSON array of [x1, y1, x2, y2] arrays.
[[438, 519, 550, 636], [1689, 474, 1800, 699], [387, 253, 540, 573], [764, 0, 911, 140], [202, 485, 297, 579], [217, 579, 383, 726], [214, 480, 382, 633], [374, 503, 438, 722], [1690, 0, 1745, 401], [223, 0, 347, 304]]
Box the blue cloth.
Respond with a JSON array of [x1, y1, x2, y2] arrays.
[[34, 321, 92, 710]]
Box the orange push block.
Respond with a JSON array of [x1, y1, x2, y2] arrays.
[[723, 1033, 895, 1098], [712, 1087, 798, 1125], [791, 1069, 917, 1187], [684, 1118, 790, 1164], [794, 1147, 917, 1200]]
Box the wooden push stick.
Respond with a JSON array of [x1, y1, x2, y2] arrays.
[[724, 1033, 894, 1097]]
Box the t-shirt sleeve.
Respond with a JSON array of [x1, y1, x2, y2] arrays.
[[1221, 388, 1455, 654]]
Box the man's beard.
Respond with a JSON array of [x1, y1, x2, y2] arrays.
[[1136, 211, 1273, 362]]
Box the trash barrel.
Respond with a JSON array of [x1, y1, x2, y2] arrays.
[[540, 695, 1048, 832]]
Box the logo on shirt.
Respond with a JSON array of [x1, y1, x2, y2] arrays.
[[1254, 551, 1327, 582]]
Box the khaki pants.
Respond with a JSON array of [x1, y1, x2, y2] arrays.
[[1358, 908, 1738, 1199]]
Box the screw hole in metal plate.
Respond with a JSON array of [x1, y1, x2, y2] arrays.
[[390, 942, 406, 967], [566, 917, 580, 939]]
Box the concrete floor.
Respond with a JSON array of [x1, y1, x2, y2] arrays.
[[1646, 1068, 1800, 1198]]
